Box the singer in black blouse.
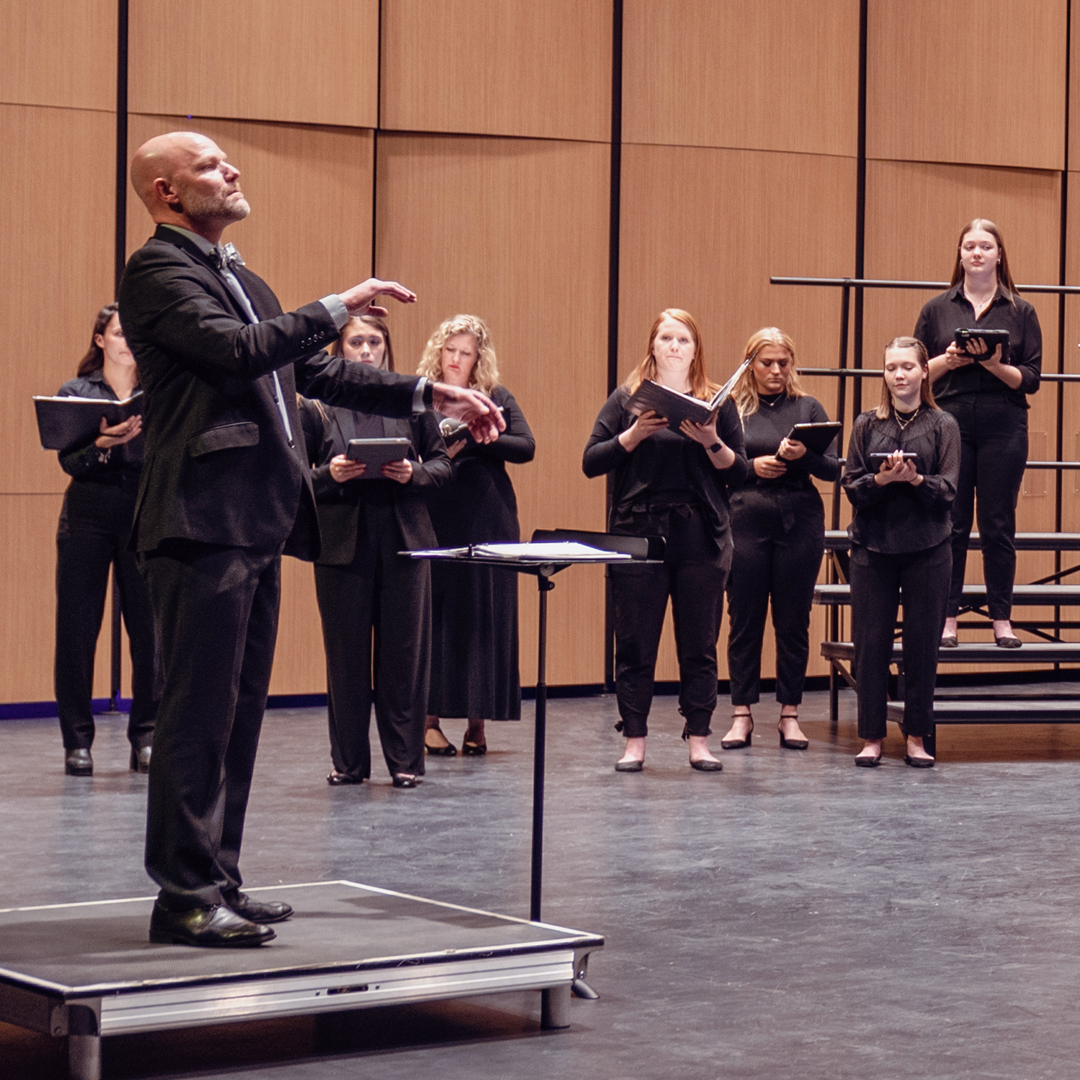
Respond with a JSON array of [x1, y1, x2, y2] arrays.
[[722, 328, 838, 753], [842, 337, 960, 768]]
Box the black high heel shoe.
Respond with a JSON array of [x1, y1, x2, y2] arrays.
[[720, 715, 753, 750], [778, 715, 809, 751], [130, 746, 152, 773]]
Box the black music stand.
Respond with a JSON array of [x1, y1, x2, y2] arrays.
[[408, 529, 663, 997]]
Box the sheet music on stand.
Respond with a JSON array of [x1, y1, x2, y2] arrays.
[[408, 541, 631, 563]]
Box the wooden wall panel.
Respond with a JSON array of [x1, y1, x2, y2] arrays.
[[375, 134, 611, 685], [1058, 176, 1080, 546], [0, 0, 115, 111], [619, 143, 856, 681], [866, 0, 1067, 170], [4, 104, 116, 495], [129, 0, 379, 127], [623, 0, 859, 157], [380, 0, 611, 142], [125, 115, 376, 695], [0, 496, 63, 702]]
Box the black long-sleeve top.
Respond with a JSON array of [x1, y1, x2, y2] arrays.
[[842, 406, 960, 554], [56, 371, 143, 482], [427, 384, 535, 545], [913, 284, 1041, 407], [739, 393, 839, 490], [583, 386, 748, 547]]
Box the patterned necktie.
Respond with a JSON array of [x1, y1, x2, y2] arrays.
[[211, 242, 245, 272]]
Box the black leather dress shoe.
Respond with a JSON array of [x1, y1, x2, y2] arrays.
[[149, 902, 275, 947], [223, 889, 293, 924], [392, 773, 422, 788], [65, 749, 92, 776], [129, 746, 152, 773]]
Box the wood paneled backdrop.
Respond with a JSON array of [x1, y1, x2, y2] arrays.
[[3, 0, 1078, 706]]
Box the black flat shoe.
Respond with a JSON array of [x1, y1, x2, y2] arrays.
[[614, 758, 643, 772], [327, 769, 364, 786], [461, 741, 487, 756], [904, 754, 935, 768], [689, 758, 722, 772], [940, 635, 959, 648], [65, 749, 92, 776], [223, 889, 293, 924], [149, 902, 274, 947], [392, 773, 422, 788], [778, 718, 809, 750], [995, 635, 1022, 649], [129, 746, 152, 773], [854, 752, 882, 767]]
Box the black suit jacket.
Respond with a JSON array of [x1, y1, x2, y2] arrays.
[[118, 226, 421, 558], [297, 398, 450, 562]]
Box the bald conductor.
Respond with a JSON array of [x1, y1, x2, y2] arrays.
[[120, 132, 502, 947]]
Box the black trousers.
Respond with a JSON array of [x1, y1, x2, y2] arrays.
[[139, 540, 282, 911], [726, 487, 824, 707], [940, 394, 1028, 620], [314, 505, 428, 780], [611, 506, 730, 739], [55, 479, 159, 750], [850, 541, 951, 741]]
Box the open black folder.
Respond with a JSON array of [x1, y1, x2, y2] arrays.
[[625, 355, 752, 433], [33, 392, 143, 452]]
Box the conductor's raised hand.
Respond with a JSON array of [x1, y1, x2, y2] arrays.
[[339, 278, 417, 318], [618, 410, 668, 452], [328, 454, 367, 483], [431, 384, 506, 443], [95, 414, 142, 449]]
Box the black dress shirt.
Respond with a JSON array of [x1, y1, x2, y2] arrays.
[[842, 406, 960, 554], [913, 284, 1041, 407]]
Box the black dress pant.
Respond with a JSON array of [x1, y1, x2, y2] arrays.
[[314, 505, 428, 780], [140, 540, 282, 911], [940, 394, 1028, 620], [611, 505, 730, 739], [850, 541, 951, 741], [726, 486, 824, 707], [55, 478, 159, 750]]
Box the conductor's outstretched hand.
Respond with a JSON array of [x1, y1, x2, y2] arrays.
[[340, 278, 418, 318], [432, 384, 506, 444]]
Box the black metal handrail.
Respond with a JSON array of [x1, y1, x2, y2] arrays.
[[772, 275, 1080, 295]]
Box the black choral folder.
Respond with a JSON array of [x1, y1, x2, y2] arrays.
[[33, 392, 143, 453]]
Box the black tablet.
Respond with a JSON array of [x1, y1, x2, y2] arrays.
[[345, 437, 411, 472], [787, 421, 841, 455], [954, 327, 1009, 361]]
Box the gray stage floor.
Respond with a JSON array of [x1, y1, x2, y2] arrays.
[[3, 686, 1080, 1079]]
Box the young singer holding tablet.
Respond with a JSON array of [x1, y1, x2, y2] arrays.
[[913, 219, 1041, 648], [843, 338, 959, 768]]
